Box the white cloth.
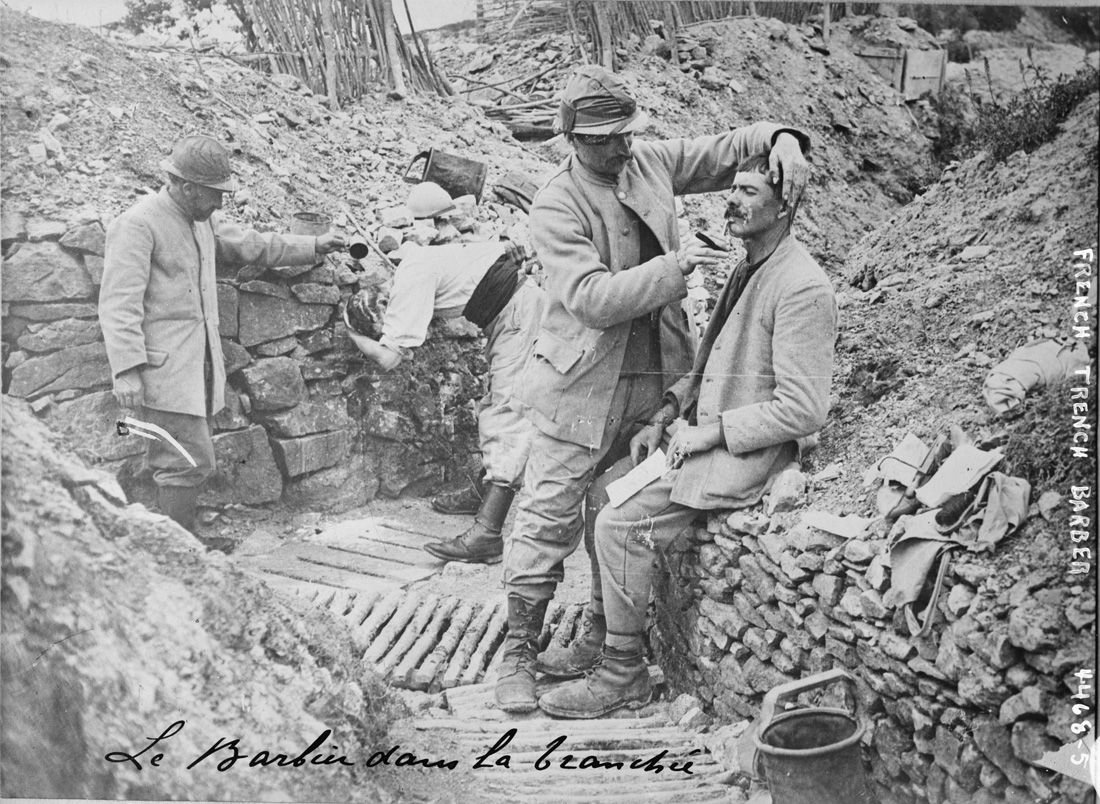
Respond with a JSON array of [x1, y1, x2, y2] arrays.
[[379, 241, 509, 351]]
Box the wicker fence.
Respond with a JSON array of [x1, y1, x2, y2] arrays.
[[246, 0, 450, 105]]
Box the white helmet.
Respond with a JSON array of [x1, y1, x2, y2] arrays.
[[407, 181, 455, 219]]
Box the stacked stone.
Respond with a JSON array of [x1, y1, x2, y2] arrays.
[[651, 469, 1095, 804], [2, 200, 527, 510]]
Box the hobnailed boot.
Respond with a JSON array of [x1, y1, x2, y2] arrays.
[[494, 594, 550, 713], [537, 607, 605, 679], [158, 485, 199, 532], [431, 470, 486, 516], [423, 484, 513, 564], [538, 644, 652, 719]]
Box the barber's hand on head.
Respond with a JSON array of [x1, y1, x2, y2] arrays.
[[113, 368, 145, 411], [315, 233, 346, 255], [769, 132, 810, 207], [675, 242, 727, 276]]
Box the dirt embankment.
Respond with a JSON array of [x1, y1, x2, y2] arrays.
[[1, 399, 414, 801]]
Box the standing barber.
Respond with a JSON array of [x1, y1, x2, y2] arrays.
[[495, 65, 811, 712], [100, 134, 345, 539]]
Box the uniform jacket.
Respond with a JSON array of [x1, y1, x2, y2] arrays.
[[520, 122, 806, 448], [100, 188, 317, 417], [667, 235, 837, 510]]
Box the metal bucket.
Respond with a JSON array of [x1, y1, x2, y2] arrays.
[[753, 669, 875, 804], [403, 148, 487, 202], [290, 212, 331, 236]]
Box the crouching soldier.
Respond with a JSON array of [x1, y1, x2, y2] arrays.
[[345, 182, 545, 565]]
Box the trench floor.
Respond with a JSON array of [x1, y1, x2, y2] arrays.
[[234, 498, 747, 803]]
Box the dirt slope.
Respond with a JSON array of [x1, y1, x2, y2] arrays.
[[0, 399, 416, 801]]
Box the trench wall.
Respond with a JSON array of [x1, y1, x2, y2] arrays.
[[0, 208, 509, 510], [650, 490, 1096, 804]]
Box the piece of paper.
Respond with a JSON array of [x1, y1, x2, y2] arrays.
[[606, 448, 667, 508], [915, 444, 1003, 508]]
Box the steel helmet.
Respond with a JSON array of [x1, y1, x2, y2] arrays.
[[407, 181, 455, 219]]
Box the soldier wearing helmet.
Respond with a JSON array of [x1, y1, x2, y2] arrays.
[[99, 134, 346, 545], [495, 65, 811, 713], [344, 182, 546, 565]]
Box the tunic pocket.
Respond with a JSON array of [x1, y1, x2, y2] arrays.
[[533, 329, 583, 375]]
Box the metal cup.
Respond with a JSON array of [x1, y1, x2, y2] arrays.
[[348, 240, 370, 260]]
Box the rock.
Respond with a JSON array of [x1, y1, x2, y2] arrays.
[[271, 429, 350, 477], [1007, 591, 1063, 651], [237, 292, 332, 347], [212, 387, 250, 431], [725, 509, 769, 536], [17, 318, 101, 352], [201, 425, 283, 505], [379, 206, 413, 228], [240, 280, 290, 299], [44, 390, 144, 461], [668, 692, 701, 723], [698, 66, 728, 90], [945, 583, 976, 617], [59, 222, 105, 255], [26, 220, 67, 241], [221, 338, 251, 376], [83, 255, 104, 286], [254, 336, 297, 357], [8, 343, 109, 398], [843, 538, 882, 563], [812, 573, 844, 606], [238, 357, 307, 411], [404, 223, 438, 247], [7, 302, 97, 321], [1010, 721, 1057, 766], [967, 627, 1019, 670], [291, 283, 340, 305], [3, 242, 93, 302], [2, 209, 27, 243], [375, 227, 402, 252], [283, 453, 379, 512], [260, 399, 353, 437], [859, 589, 888, 619], [766, 468, 806, 514], [217, 284, 239, 338], [363, 408, 416, 442], [999, 686, 1050, 725], [728, 78, 746, 93]]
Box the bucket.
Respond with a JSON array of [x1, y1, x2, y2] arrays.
[[752, 669, 875, 804], [403, 148, 488, 202], [290, 212, 332, 236]]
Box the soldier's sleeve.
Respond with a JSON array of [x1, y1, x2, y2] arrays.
[[642, 123, 810, 196], [99, 214, 154, 377], [213, 216, 318, 269]]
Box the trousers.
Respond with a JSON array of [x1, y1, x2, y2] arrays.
[[504, 370, 662, 603], [479, 281, 543, 488], [593, 458, 699, 647], [139, 406, 217, 488]]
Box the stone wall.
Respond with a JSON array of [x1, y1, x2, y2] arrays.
[[650, 471, 1096, 804], [0, 202, 519, 510]]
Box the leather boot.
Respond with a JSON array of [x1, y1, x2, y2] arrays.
[[494, 594, 550, 713], [424, 484, 513, 564], [537, 607, 605, 679], [431, 470, 486, 516], [538, 644, 652, 719], [157, 485, 198, 532]]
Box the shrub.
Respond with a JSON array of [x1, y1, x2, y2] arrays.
[[974, 61, 1100, 162], [933, 60, 1099, 165]]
